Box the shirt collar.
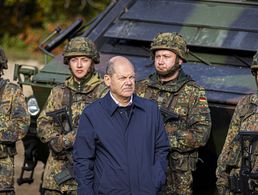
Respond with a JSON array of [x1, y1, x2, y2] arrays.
[[109, 92, 133, 107], [101, 92, 145, 116]]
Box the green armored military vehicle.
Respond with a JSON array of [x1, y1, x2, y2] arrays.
[[14, 0, 258, 194]]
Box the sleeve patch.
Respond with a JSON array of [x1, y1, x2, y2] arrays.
[[199, 97, 207, 102]]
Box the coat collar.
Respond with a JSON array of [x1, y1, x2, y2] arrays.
[[64, 72, 102, 93], [147, 69, 193, 93], [101, 92, 145, 116]]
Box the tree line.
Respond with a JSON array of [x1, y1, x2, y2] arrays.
[[0, 0, 110, 55]]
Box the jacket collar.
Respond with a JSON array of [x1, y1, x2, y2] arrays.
[[64, 72, 102, 93], [109, 92, 133, 107], [101, 92, 145, 116], [148, 69, 193, 92], [250, 93, 258, 105]]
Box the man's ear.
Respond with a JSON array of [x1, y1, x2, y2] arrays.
[[104, 74, 111, 87]]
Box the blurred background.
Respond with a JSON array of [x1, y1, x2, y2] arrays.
[[0, 0, 110, 61]]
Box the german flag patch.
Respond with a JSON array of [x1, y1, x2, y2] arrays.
[[199, 97, 207, 103]]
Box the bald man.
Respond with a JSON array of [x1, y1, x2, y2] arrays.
[[73, 56, 169, 195]]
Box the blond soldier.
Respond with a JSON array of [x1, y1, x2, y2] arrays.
[[0, 47, 30, 195], [136, 32, 211, 195], [37, 37, 107, 195], [216, 51, 258, 194]]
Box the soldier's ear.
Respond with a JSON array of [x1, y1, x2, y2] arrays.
[[104, 74, 111, 87], [179, 58, 183, 65]]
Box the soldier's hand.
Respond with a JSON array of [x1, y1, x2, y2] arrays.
[[217, 186, 226, 195], [49, 130, 76, 152], [62, 131, 76, 149], [216, 175, 229, 195]]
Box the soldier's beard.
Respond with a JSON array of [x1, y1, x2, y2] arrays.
[[156, 56, 181, 79], [157, 63, 180, 78]]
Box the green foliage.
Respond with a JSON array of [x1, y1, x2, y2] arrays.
[[0, 0, 111, 58], [1, 34, 26, 49]]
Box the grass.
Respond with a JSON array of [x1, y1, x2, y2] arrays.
[[4, 47, 45, 64], [0, 34, 44, 63]]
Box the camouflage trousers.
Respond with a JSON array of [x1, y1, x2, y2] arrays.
[[166, 169, 193, 195], [0, 192, 14, 195], [0, 156, 15, 195], [43, 189, 77, 195], [217, 189, 241, 195]]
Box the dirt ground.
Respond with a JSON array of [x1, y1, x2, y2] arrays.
[[14, 141, 44, 195], [3, 59, 44, 195]]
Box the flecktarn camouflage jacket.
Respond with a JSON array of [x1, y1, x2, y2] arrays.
[[136, 70, 211, 171], [216, 94, 258, 194], [37, 73, 107, 193], [0, 79, 30, 191]]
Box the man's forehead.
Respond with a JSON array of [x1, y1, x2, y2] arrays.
[[114, 63, 134, 73], [155, 50, 175, 55], [115, 71, 135, 77]]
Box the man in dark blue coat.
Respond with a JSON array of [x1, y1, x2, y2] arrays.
[[73, 56, 169, 195]]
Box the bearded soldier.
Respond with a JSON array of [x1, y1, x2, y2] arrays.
[[37, 37, 107, 195], [0, 47, 30, 195], [216, 51, 258, 195], [136, 32, 211, 195]]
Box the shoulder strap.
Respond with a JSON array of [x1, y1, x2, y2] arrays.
[[61, 85, 72, 107], [239, 95, 257, 119], [167, 80, 193, 109], [61, 85, 73, 127], [0, 79, 7, 101]]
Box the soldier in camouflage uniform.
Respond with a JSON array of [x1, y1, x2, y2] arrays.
[[136, 32, 211, 195], [0, 47, 30, 195], [216, 51, 258, 195], [37, 37, 107, 195]]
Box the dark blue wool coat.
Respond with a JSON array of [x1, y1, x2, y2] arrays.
[[73, 92, 169, 195]]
